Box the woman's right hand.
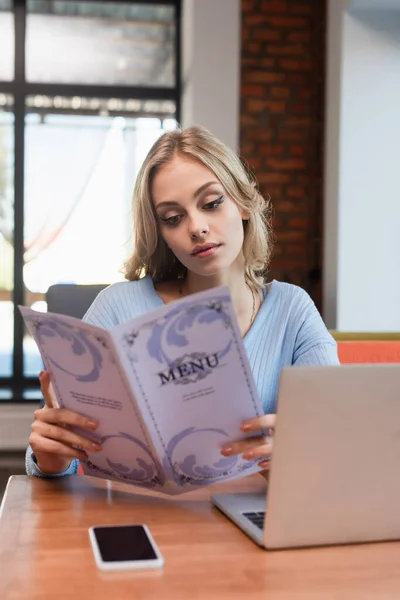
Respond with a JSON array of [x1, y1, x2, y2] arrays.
[[29, 371, 102, 474]]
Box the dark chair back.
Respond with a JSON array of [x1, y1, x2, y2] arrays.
[[39, 283, 108, 408], [46, 283, 108, 319]]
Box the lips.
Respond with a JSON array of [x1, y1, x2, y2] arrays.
[[191, 243, 221, 256]]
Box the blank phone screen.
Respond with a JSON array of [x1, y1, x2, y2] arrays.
[[93, 525, 158, 562]]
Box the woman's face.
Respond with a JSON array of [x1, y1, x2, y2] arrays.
[[152, 154, 247, 278]]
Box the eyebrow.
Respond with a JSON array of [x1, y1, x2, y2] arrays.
[[155, 180, 220, 210]]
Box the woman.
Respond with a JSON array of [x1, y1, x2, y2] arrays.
[[26, 125, 339, 478]]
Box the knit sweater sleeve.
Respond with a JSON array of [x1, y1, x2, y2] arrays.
[[291, 288, 339, 366], [25, 445, 79, 478]]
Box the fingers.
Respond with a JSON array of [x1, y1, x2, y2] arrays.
[[29, 432, 89, 461], [39, 371, 56, 409], [31, 419, 102, 454], [258, 460, 271, 471], [34, 406, 98, 432], [240, 413, 276, 434], [221, 435, 273, 461], [31, 397, 101, 463], [221, 416, 276, 469]]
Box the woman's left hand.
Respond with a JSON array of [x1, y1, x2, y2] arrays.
[[220, 414, 276, 471]]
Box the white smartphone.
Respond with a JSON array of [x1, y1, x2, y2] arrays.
[[88, 524, 164, 571]]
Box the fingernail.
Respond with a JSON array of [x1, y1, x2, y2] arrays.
[[241, 423, 252, 432], [258, 460, 271, 469], [243, 451, 255, 460], [87, 420, 98, 430], [91, 442, 102, 451], [221, 447, 233, 456]]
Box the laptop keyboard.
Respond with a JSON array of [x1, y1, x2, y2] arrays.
[[243, 511, 265, 530]]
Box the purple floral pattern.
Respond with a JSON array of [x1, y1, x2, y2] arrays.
[[27, 316, 104, 382], [84, 431, 165, 487], [164, 427, 254, 486]]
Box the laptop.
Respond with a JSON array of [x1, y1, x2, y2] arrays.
[[212, 364, 400, 550]]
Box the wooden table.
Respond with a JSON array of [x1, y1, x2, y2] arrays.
[[1, 474, 400, 599]]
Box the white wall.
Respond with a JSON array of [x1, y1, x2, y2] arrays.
[[323, 0, 351, 328], [181, 0, 241, 151], [324, 1, 400, 330], [351, 0, 400, 8]]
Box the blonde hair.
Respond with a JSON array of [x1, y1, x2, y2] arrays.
[[124, 125, 273, 289]]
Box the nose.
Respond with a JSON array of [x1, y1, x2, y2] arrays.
[[188, 216, 209, 240]]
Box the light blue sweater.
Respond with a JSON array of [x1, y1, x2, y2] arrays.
[[26, 276, 339, 477]]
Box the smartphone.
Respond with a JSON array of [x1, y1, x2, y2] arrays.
[[88, 524, 164, 571]]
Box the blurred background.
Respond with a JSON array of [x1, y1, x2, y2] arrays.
[[0, 0, 399, 489]]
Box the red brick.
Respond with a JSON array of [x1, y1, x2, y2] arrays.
[[247, 99, 268, 112], [260, 58, 277, 69], [277, 130, 306, 142], [289, 3, 312, 15], [298, 89, 313, 99], [271, 216, 283, 229], [287, 186, 306, 198], [242, 28, 250, 42], [289, 102, 311, 115], [274, 200, 300, 212], [267, 44, 305, 56], [242, 57, 265, 68], [279, 58, 312, 71], [240, 0, 326, 308], [265, 100, 286, 113], [252, 29, 282, 42], [240, 113, 262, 126], [266, 157, 307, 171], [289, 145, 306, 156], [243, 71, 285, 84], [287, 31, 311, 43], [246, 42, 263, 54], [288, 217, 309, 229], [285, 245, 308, 256], [245, 157, 263, 169], [240, 142, 256, 156], [277, 230, 307, 242], [241, 84, 265, 98], [297, 174, 311, 184], [263, 186, 284, 199], [280, 116, 311, 128], [285, 73, 310, 85], [271, 86, 290, 98], [261, 0, 289, 12], [259, 143, 285, 156], [257, 172, 291, 184], [246, 129, 274, 142], [268, 114, 282, 129], [242, 0, 257, 12], [266, 16, 308, 28], [271, 245, 284, 257], [244, 14, 269, 26]]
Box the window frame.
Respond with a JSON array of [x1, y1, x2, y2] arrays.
[[0, 0, 182, 400]]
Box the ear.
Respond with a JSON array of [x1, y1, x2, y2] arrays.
[[241, 208, 250, 220]]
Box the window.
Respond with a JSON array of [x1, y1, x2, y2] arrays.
[[0, 1, 14, 81], [0, 0, 181, 400]]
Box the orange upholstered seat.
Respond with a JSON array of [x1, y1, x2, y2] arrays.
[[337, 341, 400, 364]]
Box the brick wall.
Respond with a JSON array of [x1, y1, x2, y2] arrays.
[[240, 0, 327, 309]]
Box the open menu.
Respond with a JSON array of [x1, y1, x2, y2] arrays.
[[20, 285, 264, 495]]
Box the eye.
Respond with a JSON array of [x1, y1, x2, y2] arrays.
[[159, 214, 182, 227], [203, 195, 224, 210]]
